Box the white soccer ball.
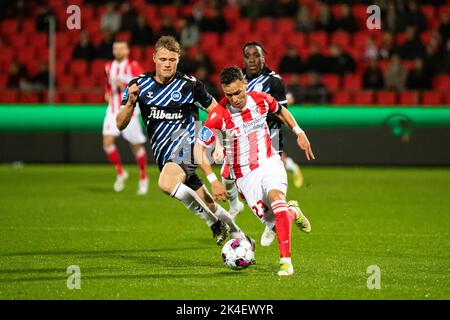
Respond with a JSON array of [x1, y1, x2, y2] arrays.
[[221, 238, 255, 270]]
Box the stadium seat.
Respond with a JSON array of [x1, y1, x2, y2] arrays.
[[276, 18, 295, 35], [353, 91, 374, 105], [159, 5, 178, 19], [1, 19, 18, 35], [332, 92, 352, 105], [115, 32, 131, 43], [84, 92, 104, 104], [199, 32, 219, 51], [309, 31, 328, 48], [77, 75, 98, 89], [330, 31, 351, 49], [0, 90, 19, 103], [433, 75, 450, 91], [399, 91, 419, 106], [322, 74, 341, 91], [0, 75, 7, 87], [286, 33, 307, 51], [444, 93, 450, 105], [255, 18, 274, 34], [223, 5, 240, 29], [233, 18, 251, 34], [421, 5, 436, 23], [19, 92, 40, 103], [376, 91, 397, 105], [68, 60, 88, 77], [57, 75, 75, 89], [343, 74, 362, 90], [63, 92, 84, 103], [222, 32, 241, 49], [422, 91, 442, 106]]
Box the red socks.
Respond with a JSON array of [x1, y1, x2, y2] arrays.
[[135, 147, 147, 180], [271, 200, 296, 258], [104, 145, 123, 175]]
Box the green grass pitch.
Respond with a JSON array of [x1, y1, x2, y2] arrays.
[[0, 164, 449, 300]]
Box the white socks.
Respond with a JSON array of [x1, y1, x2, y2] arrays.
[[284, 157, 298, 173], [171, 183, 218, 227], [214, 205, 245, 239], [223, 178, 240, 211]]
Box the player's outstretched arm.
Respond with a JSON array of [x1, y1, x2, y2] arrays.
[[116, 83, 140, 131], [276, 106, 316, 161], [194, 142, 228, 201]]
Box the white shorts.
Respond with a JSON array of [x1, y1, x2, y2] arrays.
[[235, 154, 288, 229], [102, 106, 147, 145]]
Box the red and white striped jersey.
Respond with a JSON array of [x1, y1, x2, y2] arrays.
[[197, 91, 281, 179], [105, 59, 143, 114]]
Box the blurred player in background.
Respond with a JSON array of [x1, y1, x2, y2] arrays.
[[117, 36, 253, 246], [103, 41, 149, 195], [195, 67, 314, 276]]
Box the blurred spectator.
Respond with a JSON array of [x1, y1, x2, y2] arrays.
[[193, 49, 215, 74], [286, 73, 303, 104], [201, 7, 227, 33], [180, 17, 200, 49], [439, 13, 450, 47], [96, 30, 115, 60], [30, 62, 49, 91], [326, 43, 355, 75], [240, 0, 265, 20], [131, 15, 154, 46], [438, 39, 450, 74], [177, 49, 197, 75], [383, 0, 406, 33], [316, 2, 336, 32], [72, 31, 96, 61], [275, 0, 298, 18], [195, 66, 220, 100], [384, 54, 407, 91], [400, 26, 426, 60], [423, 30, 443, 76], [157, 17, 179, 40], [7, 61, 28, 89], [120, 2, 137, 32], [278, 45, 303, 74], [35, 4, 56, 32], [294, 5, 315, 33], [405, 1, 428, 33], [406, 58, 432, 90], [101, 2, 121, 34], [335, 4, 358, 33], [304, 42, 327, 73], [191, 2, 206, 27], [363, 37, 379, 61], [362, 59, 384, 90], [379, 32, 398, 60], [301, 72, 329, 104]]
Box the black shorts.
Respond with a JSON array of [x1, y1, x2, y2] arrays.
[[158, 161, 204, 191]]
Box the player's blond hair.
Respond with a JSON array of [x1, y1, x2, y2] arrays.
[[154, 36, 181, 54]]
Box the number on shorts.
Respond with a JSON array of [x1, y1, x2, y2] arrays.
[[251, 200, 268, 219]]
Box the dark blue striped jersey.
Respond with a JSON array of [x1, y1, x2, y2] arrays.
[[244, 66, 287, 130], [122, 71, 213, 168]]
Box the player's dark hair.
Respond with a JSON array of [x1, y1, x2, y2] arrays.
[[243, 41, 266, 55], [220, 66, 245, 85]]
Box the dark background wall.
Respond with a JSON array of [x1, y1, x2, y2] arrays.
[[1, 128, 449, 165]]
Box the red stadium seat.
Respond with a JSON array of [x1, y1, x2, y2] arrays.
[[276, 18, 295, 35], [233, 18, 251, 33], [399, 91, 419, 106], [21, 19, 36, 34], [1, 19, 18, 35], [199, 32, 219, 51], [159, 5, 178, 20], [0, 90, 19, 103], [63, 92, 84, 103], [222, 32, 241, 49], [286, 33, 307, 51], [421, 5, 435, 23], [376, 91, 397, 105], [77, 75, 98, 89], [223, 6, 240, 29], [343, 74, 362, 90], [332, 92, 352, 105], [19, 92, 40, 103], [68, 60, 88, 76], [0, 75, 7, 87], [321, 74, 341, 91], [444, 93, 450, 105], [115, 32, 131, 43], [330, 31, 351, 50], [353, 91, 374, 105], [309, 31, 328, 48], [422, 91, 442, 106], [433, 75, 450, 91], [58, 75, 75, 89], [84, 92, 104, 103], [254, 18, 273, 34]]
